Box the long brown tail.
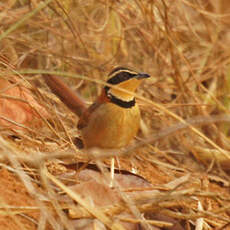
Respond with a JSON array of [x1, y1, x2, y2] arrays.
[[43, 74, 87, 117]]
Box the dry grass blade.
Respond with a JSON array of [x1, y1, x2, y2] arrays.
[[0, 0, 54, 41]]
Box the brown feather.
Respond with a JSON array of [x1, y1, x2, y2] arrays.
[[43, 74, 87, 117]]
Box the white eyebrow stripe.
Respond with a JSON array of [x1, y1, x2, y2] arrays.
[[108, 69, 138, 78]]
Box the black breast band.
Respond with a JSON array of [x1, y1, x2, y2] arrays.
[[107, 93, 135, 108]]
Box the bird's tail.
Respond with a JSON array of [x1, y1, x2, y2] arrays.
[[43, 74, 87, 117]]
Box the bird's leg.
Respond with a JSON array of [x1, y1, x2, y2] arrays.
[[110, 157, 115, 187]]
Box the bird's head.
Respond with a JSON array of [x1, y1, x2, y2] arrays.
[[104, 67, 150, 103]]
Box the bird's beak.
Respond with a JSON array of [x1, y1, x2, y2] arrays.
[[136, 72, 150, 79]]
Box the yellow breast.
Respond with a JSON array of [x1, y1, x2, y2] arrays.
[[80, 102, 140, 149]]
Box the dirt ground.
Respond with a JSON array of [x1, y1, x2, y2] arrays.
[[1, 153, 230, 230], [0, 168, 39, 230]]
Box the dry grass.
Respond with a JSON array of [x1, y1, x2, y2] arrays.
[[1, 0, 230, 229]]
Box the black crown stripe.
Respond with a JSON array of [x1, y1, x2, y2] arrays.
[[107, 72, 136, 85]]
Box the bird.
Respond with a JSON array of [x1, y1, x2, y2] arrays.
[[43, 67, 150, 184]]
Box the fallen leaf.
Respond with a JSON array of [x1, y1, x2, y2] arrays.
[[0, 78, 49, 130]]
